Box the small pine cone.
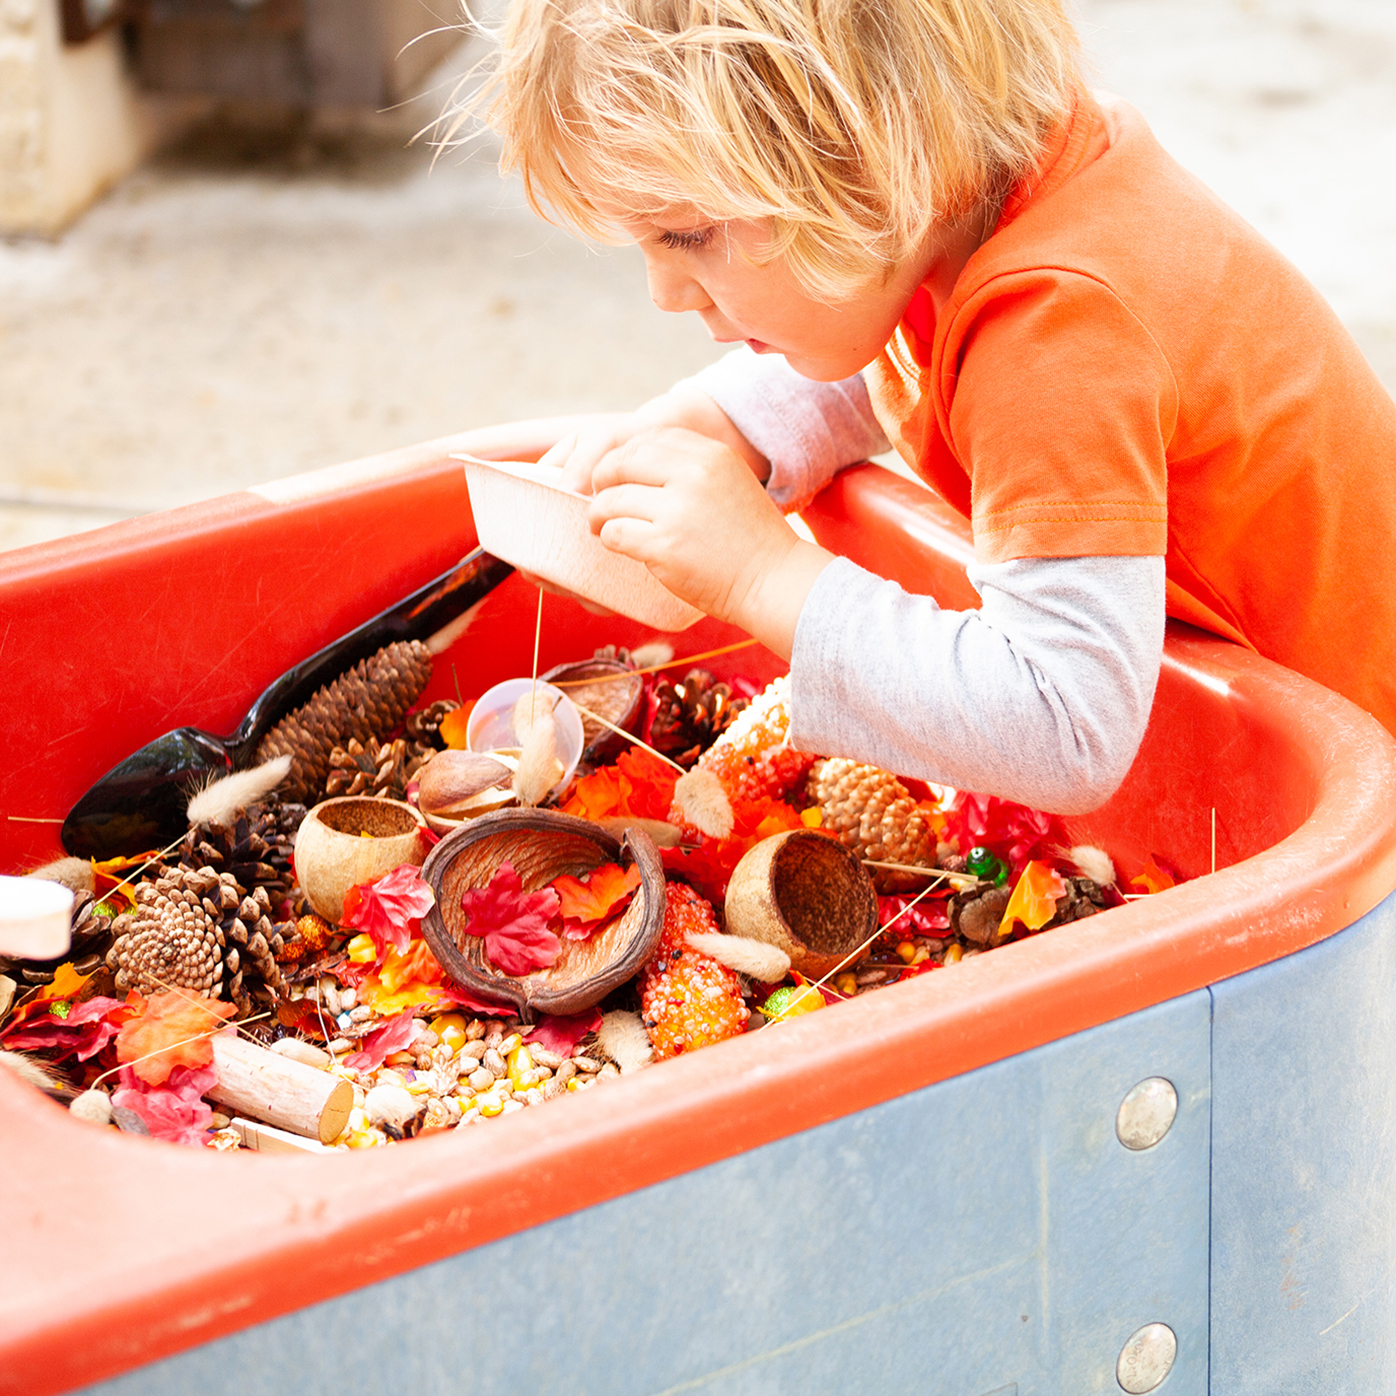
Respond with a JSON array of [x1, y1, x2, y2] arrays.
[[1045, 877, 1108, 927], [403, 700, 460, 753], [677, 676, 814, 819], [950, 884, 1014, 947], [276, 912, 336, 965], [324, 736, 425, 801], [639, 884, 749, 1060], [251, 640, 433, 805], [179, 806, 295, 905], [648, 669, 748, 768], [0, 893, 114, 986], [106, 866, 285, 1016], [106, 868, 225, 999]]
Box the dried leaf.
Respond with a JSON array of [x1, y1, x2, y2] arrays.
[[561, 747, 678, 823], [437, 703, 475, 750], [344, 1010, 419, 1071], [110, 1062, 217, 1146], [460, 861, 562, 975], [553, 863, 642, 939], [1130, 859, 1176, 895], [998, 861, 1069, 938], [116, 991, 238, 1086], [524, 1007, 603, 1056], [342, 864, 436, 961]]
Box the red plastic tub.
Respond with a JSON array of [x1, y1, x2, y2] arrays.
[[3, 425, 1395, 1394]]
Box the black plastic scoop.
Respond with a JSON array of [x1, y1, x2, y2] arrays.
[[61, 548, 515, 861]]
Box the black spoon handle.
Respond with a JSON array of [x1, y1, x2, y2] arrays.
[[224, 549, 514, 764]]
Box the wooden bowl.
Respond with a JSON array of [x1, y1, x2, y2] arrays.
[[294, 797, 429, 923], [724, 830, 878, 979], [420, 809, 666, 1019], [542, 657, 645, 764]]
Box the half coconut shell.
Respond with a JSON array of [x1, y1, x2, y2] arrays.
[[421, 808, 665, 1020]]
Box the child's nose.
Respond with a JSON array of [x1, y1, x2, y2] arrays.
[[645, 257, 711, 315]]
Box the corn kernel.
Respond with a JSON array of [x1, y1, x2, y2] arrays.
[[498, 1033, 523, 1057], [896, 941, 917, 964], [506, 1043, 535, 1091], [943, 943, 964, 964], [834, 972, 858, 996], [911, 948, 931, 965], [566, 1077, 581, 1092], [430, 1013, 468, 1055], [477, 1092, 504, 1117]]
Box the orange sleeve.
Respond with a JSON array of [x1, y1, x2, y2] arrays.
[[945, 270, 1178, 562]]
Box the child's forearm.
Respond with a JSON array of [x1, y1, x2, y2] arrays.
[[787, 554, 1167, 814]]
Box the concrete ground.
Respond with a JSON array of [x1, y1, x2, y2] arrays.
[[1, 0, 1394, 553]]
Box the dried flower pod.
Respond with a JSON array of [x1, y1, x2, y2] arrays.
[[421, 809, 665, 1019], [542, 656, 644, 764]]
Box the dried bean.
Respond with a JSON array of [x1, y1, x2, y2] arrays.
[[572, 1056, 600, 1074], [530, 1046, 564, 1070], [482, 1048, 506, 1077], [465, 1019, 486, 1042], [460, 1040, 488, 1061], [555, 1060, 577, 1084], [469, 1067, 495, 1091], [349, 1005, 373, 1023]]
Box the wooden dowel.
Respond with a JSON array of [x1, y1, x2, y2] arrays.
[[209, 1035, 352, 1144]]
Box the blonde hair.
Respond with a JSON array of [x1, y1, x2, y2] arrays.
[[449, 0, 1080, 299]]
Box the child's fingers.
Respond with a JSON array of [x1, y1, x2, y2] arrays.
[[537, 432, 578, 471], [596, 515, 662, 562], [587, 482, 664, 535]]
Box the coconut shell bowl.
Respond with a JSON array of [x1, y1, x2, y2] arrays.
[[420, 809, 666, 1021]]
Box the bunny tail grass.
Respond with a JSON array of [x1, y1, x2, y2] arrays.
[[685, 931, 791, 982], [1067, 844, 1116, 887], [186, 755, 292, 828], [26, 857, 96, 895], [596, 1010, 653, 1074], [673, 767, 734, 841], [628, 641, 674, 670], [512, 707, 561, 807]]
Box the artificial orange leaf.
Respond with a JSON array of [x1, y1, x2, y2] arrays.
[[116, 991, 237, 1086], [552, 863, 642, 929], [377, 937, 446, 993], [998, 860, 1068, 938], [1130, 859, 1176, 895], [438, 703, 475, 750]]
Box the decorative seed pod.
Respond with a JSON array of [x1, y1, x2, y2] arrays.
[[541, 656, 644, 765], [723, 829, 879, 979], [421, 808, 666, 1020]]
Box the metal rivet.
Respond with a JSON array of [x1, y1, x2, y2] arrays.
[[1116, 1077, 1177, 1151], [1117, 1322, 1177, 1393]]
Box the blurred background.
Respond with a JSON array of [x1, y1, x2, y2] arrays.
[[1, 0, 1393, 553]]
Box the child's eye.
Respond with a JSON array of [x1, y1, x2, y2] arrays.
[[657, 227, 714, 251]]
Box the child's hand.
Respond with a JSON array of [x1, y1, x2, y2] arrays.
[[587, 427, 833, 657], [539, 419, 646, 495]]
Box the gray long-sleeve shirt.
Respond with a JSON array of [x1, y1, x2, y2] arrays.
[[677, 348, 1166, 814]]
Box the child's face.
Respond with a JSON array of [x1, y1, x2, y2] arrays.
[[606, 205, 933, 381]]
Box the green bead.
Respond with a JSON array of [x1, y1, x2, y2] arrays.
[[966, 846, 1008, 886]]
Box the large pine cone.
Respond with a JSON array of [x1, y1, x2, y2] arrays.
[[251, 640, 433, 805], [648, 669, 747, 768], [106, 865, 286, 1016], [806, 758, 940, 875], [0, 893, 113, 987]]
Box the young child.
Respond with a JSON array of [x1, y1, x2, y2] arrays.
[[457, 0, 1396, 814]]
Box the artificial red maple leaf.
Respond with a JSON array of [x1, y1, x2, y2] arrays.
[[111, 1062, 217, 1146], [344, 1010, 419, 1071], [342, 864, 436, 960], [116, 991, 238, 1086], [0, 994, 135, 1063], [945, 792, 1062, 874], [524, 1007, 603, 1056], [998, 860, 1069, 938], [1131, 859, 1177, 895], [878, 894, 951, 937], [553, 863, 642, 939], [459, 860, 562, 975]]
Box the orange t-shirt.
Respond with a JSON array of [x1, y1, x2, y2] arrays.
[[866, 90, 1396, 735]]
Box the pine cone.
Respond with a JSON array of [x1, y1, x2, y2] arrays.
[[106, 865, 286, 1016], [648, 669, 747, 767], [178, 806, 296, 905], [251, 640, 433, 805], [0, 893, 114, 987], [324, 735, 430, 801], [403, 699, 460, 752], [684, 676, 814, 809], [807, 758, 940, 880]]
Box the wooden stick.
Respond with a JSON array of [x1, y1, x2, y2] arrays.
[[209, 1035, 353, 1144], [229, 1116, 335, 1155], [548, 639, 760, 686]]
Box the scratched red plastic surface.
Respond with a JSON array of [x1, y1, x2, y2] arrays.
[[2, 441, 1394, 1396]]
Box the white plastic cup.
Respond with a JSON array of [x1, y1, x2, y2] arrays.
[[0, 876, 75, 961], [466, 678, 585, 802]]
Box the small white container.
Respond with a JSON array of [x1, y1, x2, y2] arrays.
[[458, 454, 705, 631], [0, 876, 74, 961], [466, 678, 585, 803]]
